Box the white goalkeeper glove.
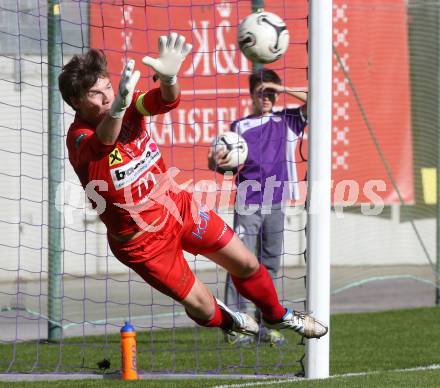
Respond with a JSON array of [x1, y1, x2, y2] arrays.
[[109, 59, 141, 119], [142, 32, 192, 85]]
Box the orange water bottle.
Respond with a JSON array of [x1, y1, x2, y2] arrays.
[[120, 321, 139, 380]]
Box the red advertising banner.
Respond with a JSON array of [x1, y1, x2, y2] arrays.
[[90, 0, 413, 205], [332, 0, 413, 205]]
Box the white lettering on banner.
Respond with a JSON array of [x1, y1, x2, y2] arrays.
[[184, 20, 250, 75], [121, 5, 133, 25], [110, 140, 161, 190], [215, 20, 239, 74], [187, 108, 201, 143], [178, 109, 186, 143], [121, 30, 133, 51], [217, 107, 230, 134], [202, 108, 215, 143], [149, 106, 239, 145], [216, 1, 231, 18], [120, 6, 134, 56], [161, 113, 174, 144], [186, 20, 210, 75]]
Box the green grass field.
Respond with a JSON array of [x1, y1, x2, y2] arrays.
[[1, 307, 439, 387]]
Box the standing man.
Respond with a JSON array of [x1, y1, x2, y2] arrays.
[[209, 68, 308, 346]]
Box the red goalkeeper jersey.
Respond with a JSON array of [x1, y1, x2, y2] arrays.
[[66, 88, 180, 237]]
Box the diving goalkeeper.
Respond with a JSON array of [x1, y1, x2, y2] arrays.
[[58, 32, 327, 340]]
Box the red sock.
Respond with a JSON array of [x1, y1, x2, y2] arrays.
[[186, 297, 233, 330], [231, 264, 286, 322]]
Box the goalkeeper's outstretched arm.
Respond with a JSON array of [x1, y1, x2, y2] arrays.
[[99, 32, 193, 144], [96, 60, 140, 145]]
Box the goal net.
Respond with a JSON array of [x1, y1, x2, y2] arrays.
[[0, 0, 437, 379], [0, 0, 310, 377]]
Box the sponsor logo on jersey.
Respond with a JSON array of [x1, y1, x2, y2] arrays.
[[216, 223, 228, 242], [110, 140, 161, 190], [108, 147, 123, 166], [192, 209, 210, 240]]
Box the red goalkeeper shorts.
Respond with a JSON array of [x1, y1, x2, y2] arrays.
[[108, 190, 234, 301]]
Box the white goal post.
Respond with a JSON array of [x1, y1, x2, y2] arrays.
[[306, 0, 333, 379]]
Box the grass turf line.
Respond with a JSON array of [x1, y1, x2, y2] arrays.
[[0, 306, 439, 386]]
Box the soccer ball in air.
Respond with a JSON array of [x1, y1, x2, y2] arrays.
[[238, 11, 289, 64], [211, 132, 248, 170]]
